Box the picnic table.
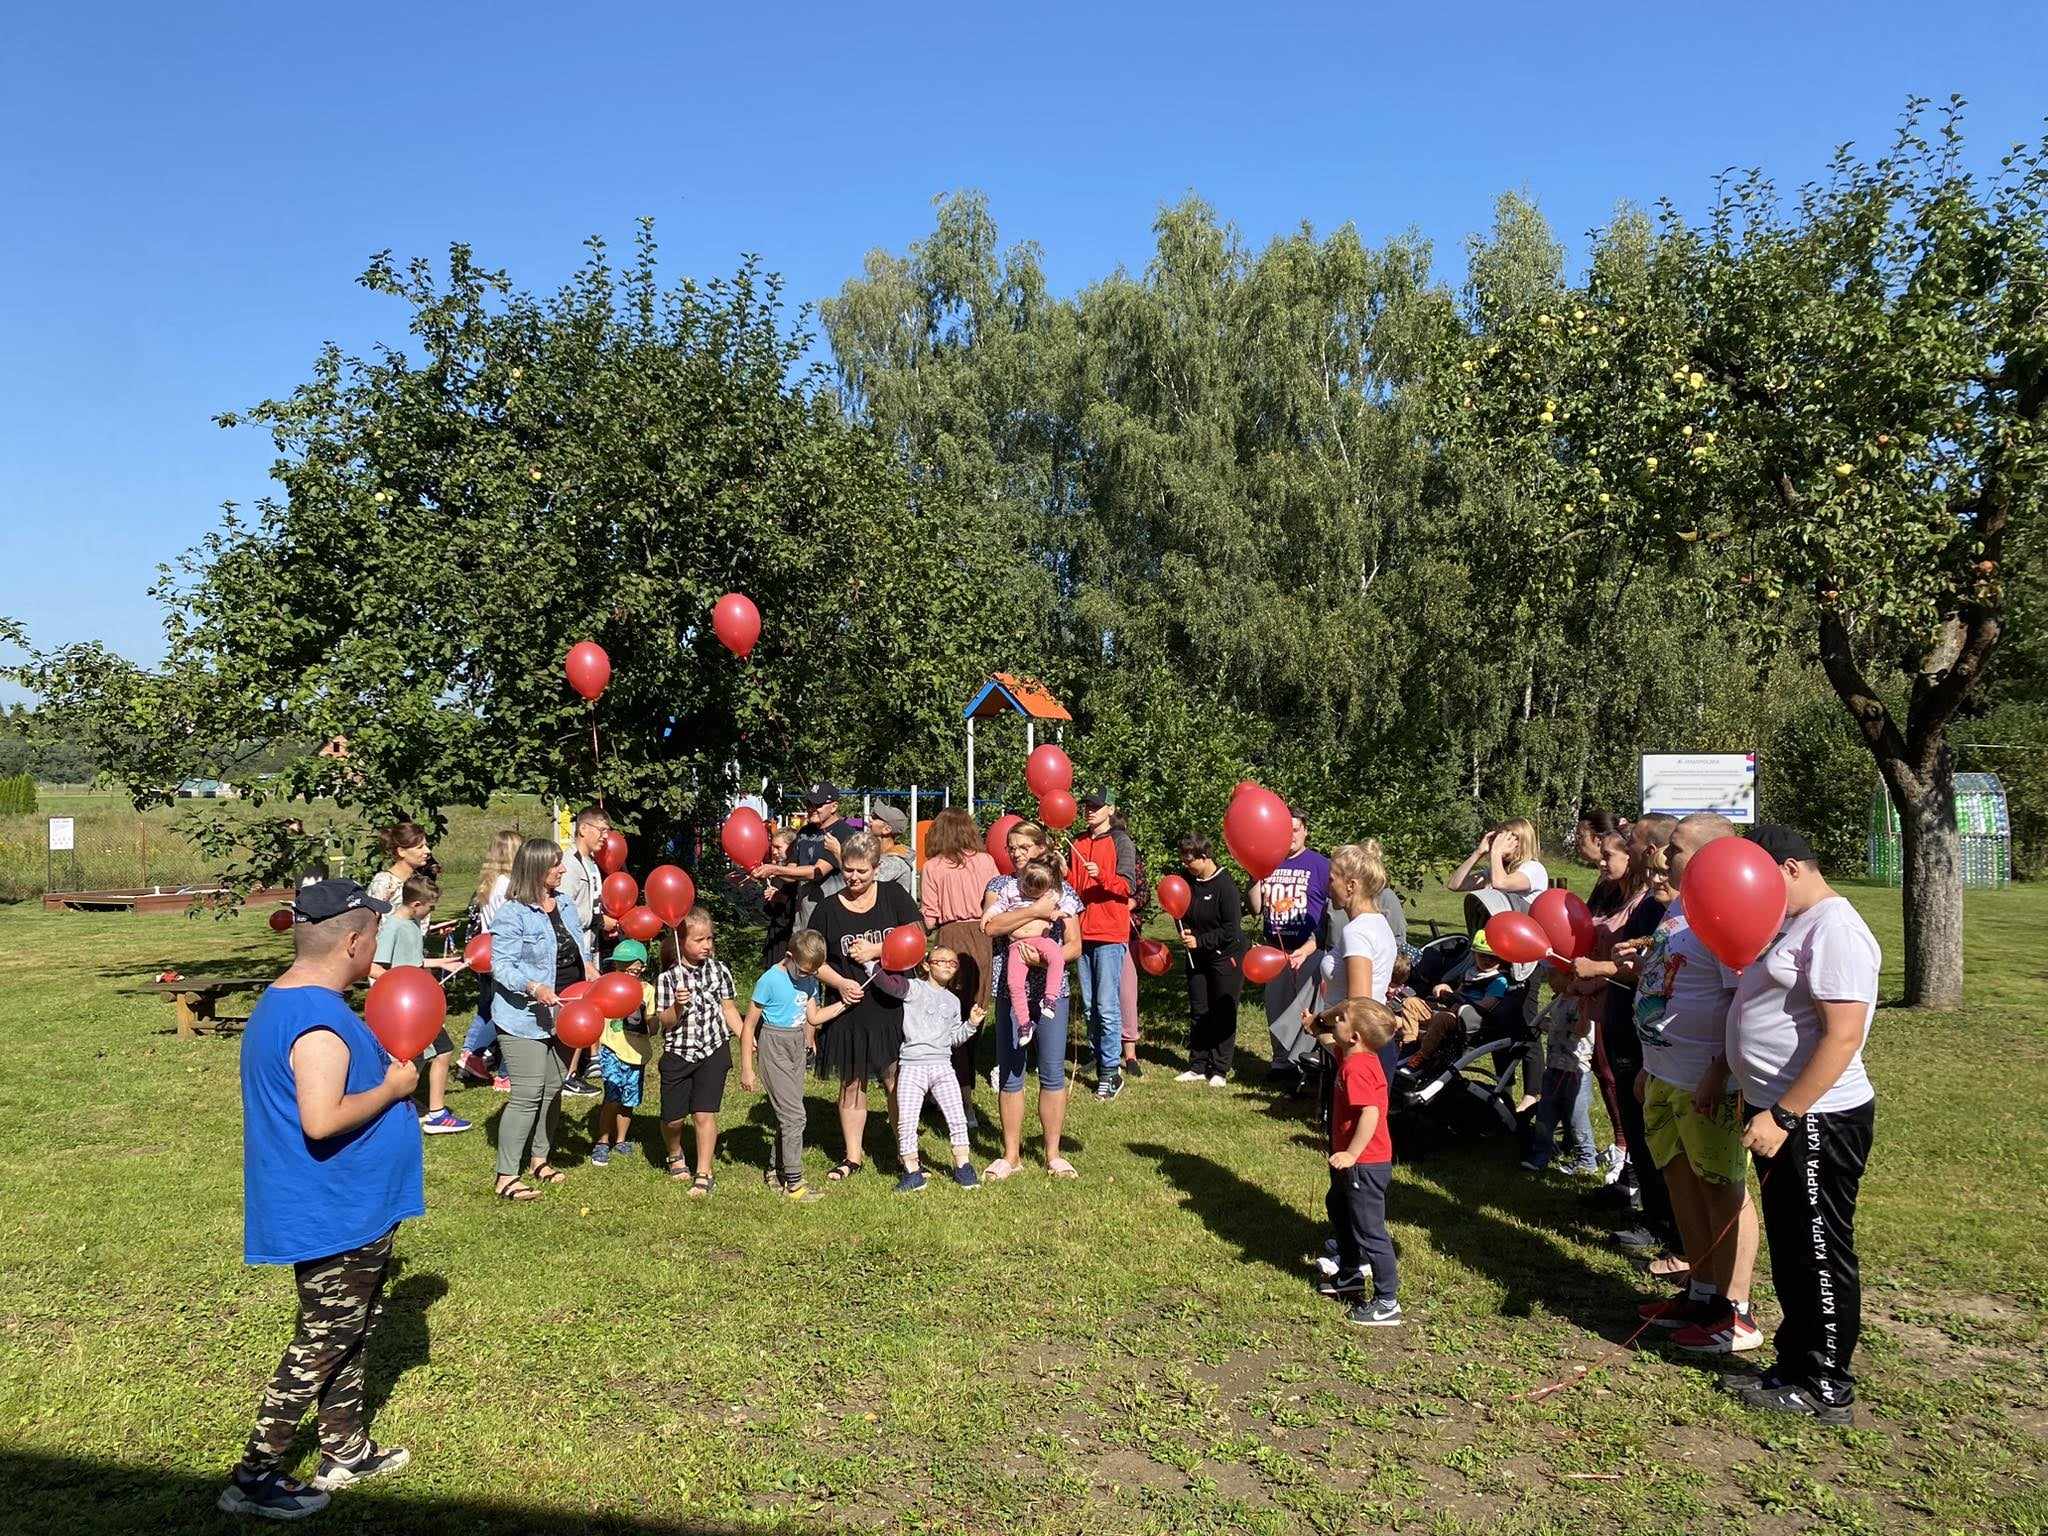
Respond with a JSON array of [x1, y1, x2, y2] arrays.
[[146, 975, 272, 1039]]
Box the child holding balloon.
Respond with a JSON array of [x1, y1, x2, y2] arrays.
[[587, 939, 655, 1167], [654, 909, 742, 1197], [370, 876, 469, 1134], [894, 946, 985, 1192]]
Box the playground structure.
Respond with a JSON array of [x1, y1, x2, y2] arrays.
[[963, 672, 1069, 815]]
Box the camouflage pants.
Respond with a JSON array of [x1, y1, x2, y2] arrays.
[[238, 1231, 393, 1472]]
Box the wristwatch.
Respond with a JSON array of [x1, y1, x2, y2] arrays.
[[1767, 1103, 1801, 1134]]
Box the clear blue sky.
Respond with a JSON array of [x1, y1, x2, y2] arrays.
[[3, 2, 2042, 701]]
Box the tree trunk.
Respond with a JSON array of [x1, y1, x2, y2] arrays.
[[1894, 770, 1964, 1009]]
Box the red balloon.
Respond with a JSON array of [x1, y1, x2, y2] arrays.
[[621, 906, 663, 943], [721, 807, 769, 869], [1243, 944, 1290, 985], [592, 970, 644, 1020], [986, 813, 1024, 875], [560, 978, 595, 1004], [712, 592, 762, 659], [267, 908, 293, 933], [645, 864, 695, 928], [601, 870, 639, 919], [596, 831, 629, 877], [1222, 784, 1291, 881], [1680, 836, 1789, 971], [1484, 911, 1552, 966], [1038, 789, 1078, 831], [1025, 744, 1074, 797], [463, 933, 493, 974], [565, 641, 611, 702], [1232, 780, 1259, 800], [1136, 937, 1173, 976], [1530, 888, 1596, 961], [1156, 875, 1192, 920], [881, 924, 927, 973], [364, 966, 447, 1061], [554, 999, 605, 1050]]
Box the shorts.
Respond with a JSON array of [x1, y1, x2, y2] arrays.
[[415, 1028, 455, 1063], [659, 1041, 732, 1121], [1643, 1075, 1748, 1186], [597, 1045, 644, 1110]]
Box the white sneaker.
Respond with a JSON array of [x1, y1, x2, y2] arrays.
[[1601, 1143, 1628, 1185], [1175, 1070, 1204, 1082], [1207, 1075, 1228, 1089]]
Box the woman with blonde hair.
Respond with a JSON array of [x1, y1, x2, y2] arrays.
[[1315, 842, 1401, 1076], [458, 830, 524, 1087], [981, 820, 1084, 1177], [1444, 817, 1551, 897]]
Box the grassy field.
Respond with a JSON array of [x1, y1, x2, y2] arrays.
[[0, 876, 2042, 1534]]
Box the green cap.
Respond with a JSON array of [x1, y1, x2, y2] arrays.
[[610, 939, 649, 966], [1469, 930, 1496, 957]]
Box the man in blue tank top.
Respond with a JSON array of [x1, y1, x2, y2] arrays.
[[219, 879, 426, 1522]]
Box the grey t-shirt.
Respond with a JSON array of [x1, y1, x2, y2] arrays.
[[899, 978, 975, 1062], [1728, 896, 1879, 1113]]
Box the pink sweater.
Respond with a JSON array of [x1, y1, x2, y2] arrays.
[[921, 852, 1001, 927]]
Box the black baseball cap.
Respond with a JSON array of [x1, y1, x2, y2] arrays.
[[291, 878, 391, 923], [1745, 823, 1817, 865], [1079, 792, 1108, 814], [802, 783, 841, 808]]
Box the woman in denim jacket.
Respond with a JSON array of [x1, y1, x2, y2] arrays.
[[489, 837, 595, 1199]]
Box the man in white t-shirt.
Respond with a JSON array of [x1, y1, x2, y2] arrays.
[[1719, 823, 1880, 1426], [1630, 813, 1761, 1356]]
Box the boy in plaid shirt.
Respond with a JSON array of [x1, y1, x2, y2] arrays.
[[654, 908, 741, 1197]]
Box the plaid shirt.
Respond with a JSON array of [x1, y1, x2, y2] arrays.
[[654, 957, 736, 1063]]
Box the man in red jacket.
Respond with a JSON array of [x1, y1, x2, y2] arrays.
[[1068, 794, 1139, 1101]]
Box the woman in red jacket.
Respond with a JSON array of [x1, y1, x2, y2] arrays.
[[1068, 793, 1138, 1101]]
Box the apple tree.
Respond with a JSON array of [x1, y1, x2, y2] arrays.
[[1437, 99, 2046, 1006]]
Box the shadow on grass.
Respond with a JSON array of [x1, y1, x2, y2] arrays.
[[0, 1448, 830, 1536], [1128, 1141, 1322, 1280], [364, 1264, 448, 1429]]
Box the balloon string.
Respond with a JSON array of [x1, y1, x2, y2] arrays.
[[588, 705, 606, 812], [1518, 1160, 1774, 1403]]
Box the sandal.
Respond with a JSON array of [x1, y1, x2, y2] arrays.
[[688, 1174, 714, 1199], [1046, 1157, 1079, 1180], [982, 1158, 1017, 1182], [495, 1175, 540, 1202], [528, 1163, 567, 1185], [666, 1156, 692, 1181], [827, 1159, 863, 1182]]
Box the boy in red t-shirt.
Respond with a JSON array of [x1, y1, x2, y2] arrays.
[[1313, 999, 1403, 1326]]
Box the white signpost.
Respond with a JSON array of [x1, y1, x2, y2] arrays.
[[48, 817, 75, 851], [1640, 753, 1757, 823]]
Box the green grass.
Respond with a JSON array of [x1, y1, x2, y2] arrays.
[[0, 879, 2042, 1534]]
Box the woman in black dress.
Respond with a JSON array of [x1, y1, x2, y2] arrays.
[[807, 830, 921, 1180]]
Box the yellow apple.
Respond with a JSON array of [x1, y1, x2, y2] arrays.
[[1645, 456, 1660, 472]]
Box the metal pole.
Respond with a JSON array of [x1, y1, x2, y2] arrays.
[[863, 792, 872, 825], [1027, 721, 1036, 754], [967, 719, 976, 818], [910, 783, 919, 900]]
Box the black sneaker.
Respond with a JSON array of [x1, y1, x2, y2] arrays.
[[1095, 1075, 1123, 1102], [560, 1075, 598, 1099], [1736, 1379, 1854, 1426], [1610, 1225, 1662, 1253], [1123, 1059, 1144, 1079], [217, 1468, 330, 1521], [1347, 1297, 1403, 1327], [310, 1442, 411, 1492], [1316, 1267, 1368, 1298]]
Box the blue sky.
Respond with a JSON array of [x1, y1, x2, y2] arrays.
[[3, 2, 2042, 700]]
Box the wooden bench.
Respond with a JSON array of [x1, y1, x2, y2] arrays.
[[146, 976, 273, 1038]]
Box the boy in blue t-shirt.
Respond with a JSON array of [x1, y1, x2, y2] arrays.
[[1403, 931, 1511, 1072], [222, 879, 423, 1521], [738, 930, 846, 1198]]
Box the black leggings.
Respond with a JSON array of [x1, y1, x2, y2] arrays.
[[1187, 958, 1242, 1077]]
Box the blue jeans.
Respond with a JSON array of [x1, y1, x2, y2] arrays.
[[461, 990, 497, 1059], [996, 990, 1070, 1094], [1077, 941, 1128, 1082], [1526, 1066, 1594, 1168]]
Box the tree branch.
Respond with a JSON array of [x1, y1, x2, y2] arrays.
[[1816, 608, 1910, 767]]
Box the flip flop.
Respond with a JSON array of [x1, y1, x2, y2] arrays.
[[982, 1158, 1017, 1181], [494, 1175, 540, 1202], [827, 1160, 863, 1182], [1046, 1158, 1078, 1180], [528, 1163, 567, 1185]]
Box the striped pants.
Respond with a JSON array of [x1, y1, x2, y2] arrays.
[[897, 1057, 969, 1164]]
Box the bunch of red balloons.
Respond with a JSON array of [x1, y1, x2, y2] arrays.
[[1026, 745, 1076, 830]]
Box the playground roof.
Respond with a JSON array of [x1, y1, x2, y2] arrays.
[[962, 673, 1071, 723]]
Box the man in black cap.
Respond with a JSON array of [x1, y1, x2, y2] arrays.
[[219, 880, 424, 1520], [750, 784, 854, 932], [1718, 824, 1880, 1425]]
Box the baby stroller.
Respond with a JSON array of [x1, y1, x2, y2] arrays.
[[1391, 890, 1542, 1139]]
